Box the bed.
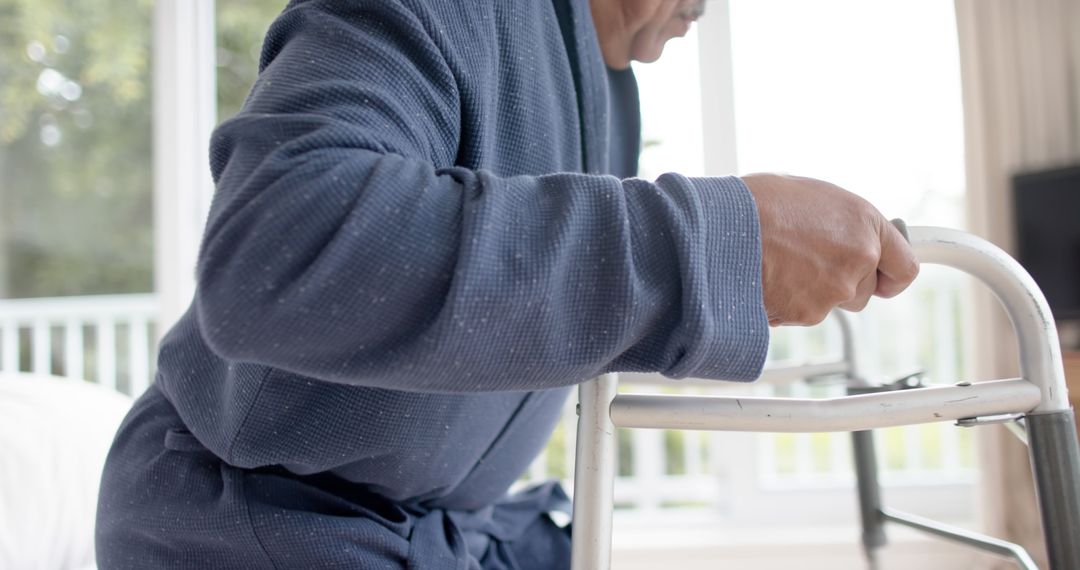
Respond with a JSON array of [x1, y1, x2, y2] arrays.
[[0, 373, 133, 570]]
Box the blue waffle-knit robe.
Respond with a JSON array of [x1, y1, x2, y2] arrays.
[[96, 0, 769, 567]]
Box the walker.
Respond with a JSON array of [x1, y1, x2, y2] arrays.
[[570, 225, 1080, 569]]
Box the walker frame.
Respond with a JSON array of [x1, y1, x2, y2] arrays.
[[570, 226, 1080, 570]]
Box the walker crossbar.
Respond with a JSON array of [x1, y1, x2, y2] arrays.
[[879, 507, 1038, 569], [618, 359, 855, 388], [610, 378, 1041, 432], [570, 226, 1080, 570]]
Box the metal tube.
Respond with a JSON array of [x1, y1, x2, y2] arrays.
[[833, 310, 872, 388], [571, 374, 619, 570], [841, 308, 884, 568], [852, 429, 887, 568], [909, 226, 1070, 413], [880, 508, 1038, 569], [1025, 410, 1080, 570], [617, 360, 850, 389], [739, 360, 850, 386], [610, 378, 1041, 433], [1004, 418, 1029, 446]]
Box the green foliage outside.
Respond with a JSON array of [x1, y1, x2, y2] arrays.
[[0, 0, 285, 298], [217, 0, 288, 123]]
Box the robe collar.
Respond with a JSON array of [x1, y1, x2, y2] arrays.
[[554, 0, 611, 175]]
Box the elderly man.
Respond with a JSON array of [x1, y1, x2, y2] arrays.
[[96, 0, 917, 567]]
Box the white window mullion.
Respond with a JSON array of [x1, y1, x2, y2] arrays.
[[153, 0, 217, 337], [696, 0, 739, 176]]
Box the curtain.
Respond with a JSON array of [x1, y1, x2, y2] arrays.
[[954, 0, 1080, 567]]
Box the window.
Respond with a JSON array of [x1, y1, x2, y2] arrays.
[[0, 0, 154, 299], [729, 0, 965, 227], [595, 0, 976, 530], [635, 27, 707, 179], [0, 0, 156, 387], [727, 1, 973, 483]]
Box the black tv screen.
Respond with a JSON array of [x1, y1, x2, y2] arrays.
[[1013, 164, 1080, 320]]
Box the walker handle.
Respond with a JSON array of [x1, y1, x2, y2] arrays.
[[905, 225, 1068, 413], [890, 218, 909, 243]]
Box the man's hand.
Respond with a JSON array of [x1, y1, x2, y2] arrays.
[[741, 173, 919, 326]]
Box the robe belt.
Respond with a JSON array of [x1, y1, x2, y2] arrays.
[[404, 481, 571, 569]]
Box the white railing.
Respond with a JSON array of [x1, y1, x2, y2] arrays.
[[0, 294, 158, 395], [1, 279, 975, 524]]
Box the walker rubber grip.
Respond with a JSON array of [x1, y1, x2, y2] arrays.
[[891, 218, 910, 243]]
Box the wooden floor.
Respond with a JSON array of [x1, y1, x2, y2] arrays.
[[611, 522, 1006, 569]]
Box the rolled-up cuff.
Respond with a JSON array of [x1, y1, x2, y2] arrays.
[[660, 174, 769, 381]]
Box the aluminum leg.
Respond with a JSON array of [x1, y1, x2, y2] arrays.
[[1025, 409, 1080, 570], [852, 429, 886, 569], [848, 372, 925, 569], [571, 374, 619, 570]]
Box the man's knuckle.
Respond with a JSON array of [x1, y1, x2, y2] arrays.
[[859, 244, 880, 267], [792, 303, 829, 325], [847, 296, 870, 311], [829, 281, 857, 304]]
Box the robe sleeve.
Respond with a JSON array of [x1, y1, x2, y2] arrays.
[[196, 0, 770, 393]]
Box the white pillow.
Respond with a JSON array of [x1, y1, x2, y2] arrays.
[[0, 374, 133, 570]]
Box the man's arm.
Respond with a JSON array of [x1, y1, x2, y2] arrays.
[[195, 0, 770, 392]]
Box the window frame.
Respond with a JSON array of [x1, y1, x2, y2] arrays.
[[152, 0, 217, 332]]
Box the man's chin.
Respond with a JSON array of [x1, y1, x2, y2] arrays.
[[630, 42, 666, 65]]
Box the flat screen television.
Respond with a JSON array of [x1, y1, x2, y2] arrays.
[[1013, 164, 1080, 320]]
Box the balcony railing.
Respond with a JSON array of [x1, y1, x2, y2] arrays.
[[0, 294, 157, 395], [0, 278, 975, 526]]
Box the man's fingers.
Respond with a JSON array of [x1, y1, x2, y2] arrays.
[[840, 269, 877, 312], [875, 220, 919, 298], [746, 173, 923, 324]]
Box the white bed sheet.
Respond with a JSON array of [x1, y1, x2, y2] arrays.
[[0, 374, 133, 570]]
